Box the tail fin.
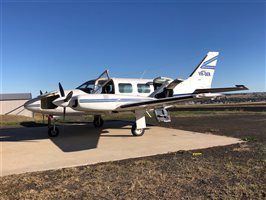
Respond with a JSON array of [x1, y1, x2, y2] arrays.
[[189, 52, 219, 88]]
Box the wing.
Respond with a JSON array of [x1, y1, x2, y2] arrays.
[[117, 85, 248, 111], [117, 95, 199, 111]]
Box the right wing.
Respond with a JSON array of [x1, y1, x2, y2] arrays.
[[118, 95, 197, 111], [117, 85, 248, 111]]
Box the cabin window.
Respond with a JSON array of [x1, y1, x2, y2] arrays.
[[119, 83, 133, 93], [137, 84, 151, 93]]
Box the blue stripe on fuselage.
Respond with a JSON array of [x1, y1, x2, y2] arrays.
[[79, 98, 149, 104]]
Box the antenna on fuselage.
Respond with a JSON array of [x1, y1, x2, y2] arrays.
[[140, 70, 146, 79]]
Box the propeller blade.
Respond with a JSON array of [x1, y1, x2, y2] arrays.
[[64, 91, 73, 102], [63, 91, 73, 120], [59, 82, 65, 97], [40, 90, 43, 95]]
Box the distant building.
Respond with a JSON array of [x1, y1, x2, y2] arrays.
[[0, 93, 33, 117]]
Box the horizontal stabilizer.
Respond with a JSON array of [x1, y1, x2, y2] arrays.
[[149, 79, 183, 98], [166, 79, 183, 90], [149, 81, 170, 98], [193, 85, 248, 94]]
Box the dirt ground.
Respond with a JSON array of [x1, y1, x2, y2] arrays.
[[1, 112, 266, 199]]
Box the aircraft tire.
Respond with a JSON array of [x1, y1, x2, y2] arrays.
[[48, 127, 59, 137], [131, 123, 145, 136], [93, 117, 104, 128]]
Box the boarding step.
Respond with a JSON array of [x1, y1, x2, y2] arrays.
[[154, 108, 171, 123]]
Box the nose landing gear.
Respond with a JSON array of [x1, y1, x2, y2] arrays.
[[93, 115, 104, 128], [47, 115, 59, 137]]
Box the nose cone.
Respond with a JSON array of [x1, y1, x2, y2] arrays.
[[24, 100, 31, 109], [24, 98, 41, 112]]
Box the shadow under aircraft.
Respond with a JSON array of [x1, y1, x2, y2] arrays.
[[0, 120, 135, 152]]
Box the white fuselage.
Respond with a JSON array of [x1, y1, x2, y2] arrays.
[[24, 78, 157, 115]]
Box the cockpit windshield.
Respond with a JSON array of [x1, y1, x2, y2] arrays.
[[76, 70, 111, 94], [76, 80, 96, 94]]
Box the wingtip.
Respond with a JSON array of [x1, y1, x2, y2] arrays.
[[236, 85, 249, 90]]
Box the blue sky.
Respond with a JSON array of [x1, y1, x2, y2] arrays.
[[1, 0, 265, 97]]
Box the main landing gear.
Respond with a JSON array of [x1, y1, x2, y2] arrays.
[[131, 110, 146, 136], [131, 123, 145, 136], [47, 115, 59, 137], [92, 113, 146, 136]]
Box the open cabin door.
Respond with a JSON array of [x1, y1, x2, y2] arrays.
[[94, 70, 115, 94]]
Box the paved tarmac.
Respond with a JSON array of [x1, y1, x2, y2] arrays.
[[0, 121, 242, 176]]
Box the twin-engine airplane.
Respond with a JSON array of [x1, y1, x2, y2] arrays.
[[24, 52, 248, 137]]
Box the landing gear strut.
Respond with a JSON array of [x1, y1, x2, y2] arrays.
[[47, 115, 59, 137], [131, 110, 146, 136], [93, 115, 104, 128]]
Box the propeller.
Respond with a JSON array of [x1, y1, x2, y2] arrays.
[[53, 83, 73, 120], [64, 91, 73, 102], [39, 90, 50, 98]]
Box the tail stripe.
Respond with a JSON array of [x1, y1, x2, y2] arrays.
[[202, 56, 218, 66], [200, 56, 218, 70]]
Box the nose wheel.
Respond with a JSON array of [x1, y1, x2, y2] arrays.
[[93, 115, 104, 128], [48, 126, 59, 137]]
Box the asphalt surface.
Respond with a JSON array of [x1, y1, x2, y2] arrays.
[[0, 121, 241, 176]]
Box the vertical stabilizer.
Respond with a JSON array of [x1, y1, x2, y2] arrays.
[[189, 52, 219, 88]]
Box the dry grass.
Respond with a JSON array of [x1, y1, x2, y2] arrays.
[[0, 143, 265, 199], [0, 114, 44, 127]]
